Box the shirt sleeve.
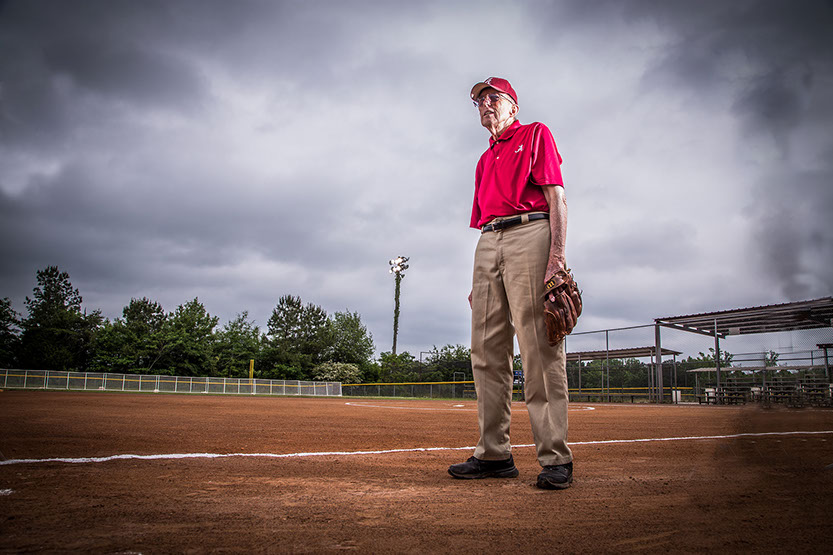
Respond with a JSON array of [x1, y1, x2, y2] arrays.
[[529, 123, 564, 187], [470, 159, 483, 228]]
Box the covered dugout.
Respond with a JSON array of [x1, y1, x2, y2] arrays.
[[566, 347, 682, 402], [654, 297, 833, 403]]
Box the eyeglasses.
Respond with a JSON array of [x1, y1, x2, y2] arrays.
[[473, 93, 513, 108]]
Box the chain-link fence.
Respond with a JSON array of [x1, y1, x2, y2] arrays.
[[343, 381, 476, 399], [343, 324, 831, 404], [663, 325, 832, 405], [565, 325, 679, 402], [565, 323, 832, 404], [0, 368, 342, 397]]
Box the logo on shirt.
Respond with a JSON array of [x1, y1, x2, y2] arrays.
[[515, 144, 524, 154]]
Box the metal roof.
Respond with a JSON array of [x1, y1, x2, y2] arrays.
[[566, 346, 682, 362], [655, 297, 833, 338]]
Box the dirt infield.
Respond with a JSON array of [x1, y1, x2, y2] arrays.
[[1, 391, 831, 553]]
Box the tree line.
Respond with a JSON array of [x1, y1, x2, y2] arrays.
[[7, 266, 765, 388], [0, 266, 473, 383]]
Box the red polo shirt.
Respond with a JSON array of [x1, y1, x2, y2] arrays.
[[470, 120, 564, 229]]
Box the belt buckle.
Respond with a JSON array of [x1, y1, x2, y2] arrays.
[[497, 217, 517, 231]]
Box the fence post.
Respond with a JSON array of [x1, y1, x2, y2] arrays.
[[605, 330, 610, 403], [122, 374, 126, 391], [713, 319, 722, 404], [655, 324, 664, 403]]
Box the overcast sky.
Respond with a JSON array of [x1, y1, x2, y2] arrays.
[[1, 0, 831, 358]]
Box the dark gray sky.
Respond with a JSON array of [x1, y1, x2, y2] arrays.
[[1, 0, 831, 356]]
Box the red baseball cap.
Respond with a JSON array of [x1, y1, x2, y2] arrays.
[[470, 77, 517, 104]]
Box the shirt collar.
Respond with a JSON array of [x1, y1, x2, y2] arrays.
[[489, 119, 522, 147]]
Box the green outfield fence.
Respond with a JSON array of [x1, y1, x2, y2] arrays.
[[0, 368, 342, 397]]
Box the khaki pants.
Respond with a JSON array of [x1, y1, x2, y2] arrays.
[[471, 217, 573, 467]]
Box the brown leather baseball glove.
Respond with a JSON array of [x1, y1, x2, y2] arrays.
[[543, 268, 583, 346]]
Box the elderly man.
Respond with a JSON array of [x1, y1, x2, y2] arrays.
[[448, 77, 574, 489]]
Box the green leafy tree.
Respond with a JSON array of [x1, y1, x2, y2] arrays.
[[575, 359, 605, 388], [675, 348, 737, 387], [160, 298, 219, 376], [264, 295, 332, 378], [0, 297, 21, 367], [215, 311, 261, 378], [89, 319, 129, 372], [90, 297, 169, 373], [124, 297, 169, 372], [620, 358, 650, 388], [421, 344, 472, 382], [19, 266, 102, 371], [329, 309, 374, 378], [696, 347, 734, 367], [358, 360, 381, 383], [570, 357, 655, 390], [378, 350, 418, 382]]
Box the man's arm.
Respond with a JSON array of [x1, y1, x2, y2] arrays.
[[542, 184, 567, 278], [540, 183, 582, 345]]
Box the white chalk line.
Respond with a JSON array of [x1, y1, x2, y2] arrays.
[[344, 401, 595, 412], [1, 430, 831, 467]]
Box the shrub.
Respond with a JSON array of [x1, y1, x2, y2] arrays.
[[312, 362, 362, 383]]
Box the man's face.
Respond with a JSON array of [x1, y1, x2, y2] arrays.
[[476, 87, 517, 129]]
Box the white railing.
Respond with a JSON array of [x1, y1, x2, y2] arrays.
[[0, 369, 341, 397]]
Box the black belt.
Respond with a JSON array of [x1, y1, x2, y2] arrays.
[[481, 213, 548, 233]]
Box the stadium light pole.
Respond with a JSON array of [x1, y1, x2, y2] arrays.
[[388, 256, 409, 355]]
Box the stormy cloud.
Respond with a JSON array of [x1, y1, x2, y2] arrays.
[[1, 0, 830, 356]]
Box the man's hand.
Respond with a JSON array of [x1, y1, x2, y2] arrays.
[[543, 269, 582, 345]]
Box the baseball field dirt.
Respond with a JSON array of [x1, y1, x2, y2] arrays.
[[1, 390, 831, 553]]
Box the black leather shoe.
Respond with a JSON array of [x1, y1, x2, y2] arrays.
[[448, 455, 519, 479], [536, 462, 573, 490]]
